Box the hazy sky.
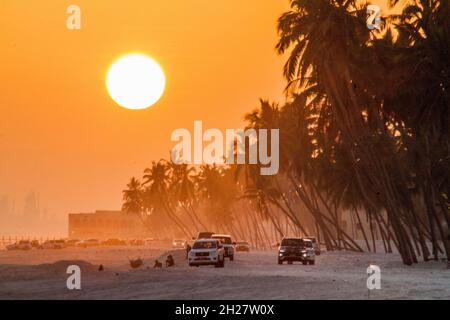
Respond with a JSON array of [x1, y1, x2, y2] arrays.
[[0, 0, 392, 231]]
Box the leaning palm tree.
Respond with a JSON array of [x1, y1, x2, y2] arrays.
[[168, 163, 208, 231], [383, 0, 450, 260], [276, 0, 419, 264], [142, 160, 192, 238], [196, 164, 236, 233]]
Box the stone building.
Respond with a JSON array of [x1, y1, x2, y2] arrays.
[[68, 210, 148, 240]]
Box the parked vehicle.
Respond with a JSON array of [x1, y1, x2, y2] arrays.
[[101, 238, 126, 246], [77, 239, 100, 248], [235, 241, 251, 252], [6, 240, 32, 251], [129, 239, 145, 246], [278, 237, 315, 265], [212, 234, 235, 261], [188, 239, 225, 268], [144, 238, 156, 246], [303, 236, 321, 255], [196, 232, 214, 239], [172, 239, 186, 248], [40, 240, 66, 249], [31, 240, 40, 248], [65, 239, 80, 247]]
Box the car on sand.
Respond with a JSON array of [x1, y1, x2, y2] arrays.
[[235, 241, 251, 252], [188, 239, 225, 268], [65, 239, 80, 247], [172, 239, 186, 248], [196, 232, 214, 239], [77, 239, 100, 248], [131, 239, 145, 246], [40, 240, 66, 249], [212, 234, 235, 260], [303, 236, 321, 255], [30, 240, 40, 248], [144, 238, 155, 246], [6, 240, 32, 251], [278, 237, 315, 265], [101, 238, 127, 246]]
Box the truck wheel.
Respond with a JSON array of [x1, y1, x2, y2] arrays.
[[278, 259, 283, 265], [302, 261, 307, 265], [309, 260, 315, 265], [288, 261, 293, 265]]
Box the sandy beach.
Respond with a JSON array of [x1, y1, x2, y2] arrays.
[[0, 246, 448, 300]]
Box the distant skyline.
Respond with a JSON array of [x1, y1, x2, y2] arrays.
[[0, 192, 65, 236]]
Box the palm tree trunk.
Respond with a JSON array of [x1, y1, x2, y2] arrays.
[[354, 206, 371, 252]]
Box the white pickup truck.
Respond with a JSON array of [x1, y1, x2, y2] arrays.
[[212, 234, 235, 261], [188, 239, 225, 268]]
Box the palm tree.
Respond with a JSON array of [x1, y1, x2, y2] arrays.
[[118, 0, 449, 262], [384, 0, 450, 260], [276, 0, 420, 263], [274, 0, 450, 264], [122, 177, 143, 215], [142, 160, 192, 238], [168, 163, 208, 231], [196, 164, 236, 232]]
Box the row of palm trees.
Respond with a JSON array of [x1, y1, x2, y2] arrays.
[[122, 162, 275, 248], [122, 0, 449, 265]]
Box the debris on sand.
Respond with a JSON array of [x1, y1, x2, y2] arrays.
[[129, 257, 144, 269]]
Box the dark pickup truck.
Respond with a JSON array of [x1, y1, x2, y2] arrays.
[[278, 237, 316, 265]]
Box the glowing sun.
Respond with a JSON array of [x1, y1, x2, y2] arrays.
[[106, 54, 166, 110]]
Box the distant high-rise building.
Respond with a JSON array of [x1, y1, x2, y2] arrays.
[[23, 192, 40, 225], [0, 195, 10, 217]]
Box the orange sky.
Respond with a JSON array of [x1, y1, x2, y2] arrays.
[[0, 0, 393, 233]]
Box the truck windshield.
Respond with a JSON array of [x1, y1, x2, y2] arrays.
[[281, 239, 304, 247], [212, 237, 232, 244], [304, 241, 313, 248], [193, 241, 217, 249], [197, 232, 213, 239], [305, 237, 316, 243]]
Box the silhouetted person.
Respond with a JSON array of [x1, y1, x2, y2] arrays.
[[166, 254, 174, 267], [98, 264, 104, 272], [186, 244, 192, 259], [153, 259, 162, 268]]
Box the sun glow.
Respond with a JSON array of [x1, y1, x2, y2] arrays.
[[106, 54, 166, 110]]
